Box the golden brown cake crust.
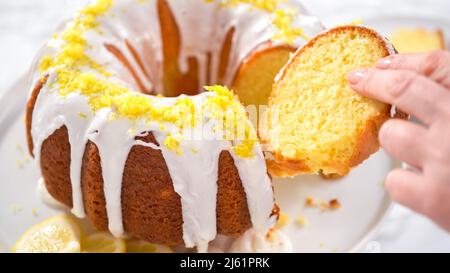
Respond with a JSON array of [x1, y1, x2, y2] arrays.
[[265, 26, 396, 177], [80, 141, 108, 231], [40, 126, 74, 207], [121, 133, 184, 244], [266, 154, 310, 178], [273, 26, 393, 84], [231, 42, 295, 104], [216, 151, 252, 237], [81, 135, 253, 245], [314, 115, 390, 176], [218, 27, 236, 83]]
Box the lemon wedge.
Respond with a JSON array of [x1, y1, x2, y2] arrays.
[[126, 239, 173, 253], [81, 232, 126, 253], [12, 215, 81, 253]]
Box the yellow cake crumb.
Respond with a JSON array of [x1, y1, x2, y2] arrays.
[[305, 196, 341, 211], [305, 196, 316, 207], [275, 212, 289, 229], [263, 27, 391, 176], [295, 215, 309, 227], [328, 199, 341, 210]]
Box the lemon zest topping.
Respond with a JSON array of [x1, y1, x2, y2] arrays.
[[273, 9, 310, 43], [275, 212, 289, 229], [38, 0, 112, 77]]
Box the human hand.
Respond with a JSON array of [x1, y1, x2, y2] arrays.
[[347, 50, 450, 231]]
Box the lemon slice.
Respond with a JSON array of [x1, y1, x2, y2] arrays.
[[82, 232, 126, 253], [12, 215, 81, 253], [126, 239, 173, 253]]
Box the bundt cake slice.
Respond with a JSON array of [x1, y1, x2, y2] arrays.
[[261, 26, 397, 177], [390, 28, 446, 53]]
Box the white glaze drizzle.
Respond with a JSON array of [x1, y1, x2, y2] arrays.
[[29, 0, 323, 250], [86, 109, 137, 237]]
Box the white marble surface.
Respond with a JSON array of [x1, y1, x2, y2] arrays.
[[0, 0, 449, 252]]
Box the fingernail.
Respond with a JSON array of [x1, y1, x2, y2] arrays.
[[376, 56, 393, 69], [347, 69, 367, 85]]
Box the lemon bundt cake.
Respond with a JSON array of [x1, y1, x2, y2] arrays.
[[261, 26, 397, 177], [25, 0, 323, 251], [390, 28, 446, 53]]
